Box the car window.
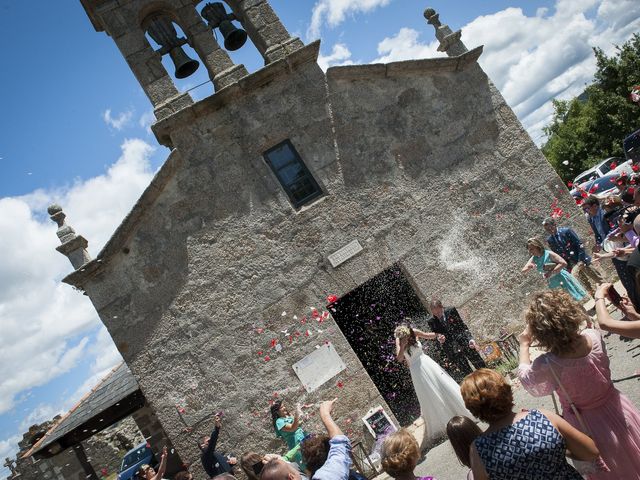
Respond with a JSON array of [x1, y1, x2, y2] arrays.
[[599, 161, 612, 174], [624, 130, 640, 162], [575, 171, 596, 185], [586, 176, 618, 194], [121, 447, 148, 471]]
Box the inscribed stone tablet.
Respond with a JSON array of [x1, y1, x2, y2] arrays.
[[328, 240, 363, 267], [293, 343, 347, 392]]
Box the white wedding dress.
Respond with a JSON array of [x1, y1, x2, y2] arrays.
[[404, 340, 473, 441]]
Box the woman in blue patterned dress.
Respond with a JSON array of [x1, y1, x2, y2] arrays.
[[521, 238, 587, 301], [460, 369, 599, 480]]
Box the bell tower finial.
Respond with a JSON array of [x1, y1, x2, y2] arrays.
[[424, 7, 468, 57], [48, 204, 92, 270]]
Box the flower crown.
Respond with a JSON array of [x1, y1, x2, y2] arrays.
[[394, 325, 411, 339]]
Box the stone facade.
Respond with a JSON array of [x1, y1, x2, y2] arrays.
[[57, 2, 595, 479]]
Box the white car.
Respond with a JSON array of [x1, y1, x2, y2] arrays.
[[573, 157, 632, 186]]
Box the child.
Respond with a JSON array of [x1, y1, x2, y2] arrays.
[[446, 416, 482, 480], [380, 429, 435, 480]]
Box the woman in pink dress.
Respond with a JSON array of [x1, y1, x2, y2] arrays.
[[518, 289, 640, 479]]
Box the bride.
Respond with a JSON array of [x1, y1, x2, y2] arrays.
[[395, 324, 472, 442]]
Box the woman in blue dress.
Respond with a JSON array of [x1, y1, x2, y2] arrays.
[[522, 237, 587, 301], [461, 369, 599, 480]]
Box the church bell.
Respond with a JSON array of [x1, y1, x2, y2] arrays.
[[146, 14, 200, 79], [201, 2, 248, 51], [168, 47, 200, 79]]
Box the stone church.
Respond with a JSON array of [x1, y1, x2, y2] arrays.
[[43, 0, 584, 477]]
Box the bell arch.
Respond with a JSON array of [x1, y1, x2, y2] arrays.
[[223, 0, 304, 64]]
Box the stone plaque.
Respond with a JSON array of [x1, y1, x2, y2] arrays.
[[293, 342, 347, 393], [328, 240, 363, 267]]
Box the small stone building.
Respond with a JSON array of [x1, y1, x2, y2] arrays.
[[51, 0, 586, 477]]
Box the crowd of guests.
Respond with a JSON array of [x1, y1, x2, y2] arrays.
[[159, 281, 640, 480], [145, 192, 640, 480]]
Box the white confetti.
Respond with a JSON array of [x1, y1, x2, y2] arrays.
[[281, 311, 286, 316], [275, 344, 282, 352], [563, 160, 569, 165]]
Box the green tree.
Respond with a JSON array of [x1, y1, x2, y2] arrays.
[[542, 33, 640, 183]]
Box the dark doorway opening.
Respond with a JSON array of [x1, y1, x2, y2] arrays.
[[329, 265, 431, 426]]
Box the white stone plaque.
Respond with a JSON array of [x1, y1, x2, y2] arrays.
[[328, 240, 363, 267], [293, 342, 347, 393]]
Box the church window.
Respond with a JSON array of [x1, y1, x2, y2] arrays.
[[263, 140, 323, 209]]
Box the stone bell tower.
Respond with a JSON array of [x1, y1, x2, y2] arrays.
[[80, 0, 303, 120]]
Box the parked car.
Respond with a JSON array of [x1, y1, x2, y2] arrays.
[[573, 157, 631, 186], [624, 129, 640, 163], [118, 442, 155, 480], [570, 172, 622, 201]]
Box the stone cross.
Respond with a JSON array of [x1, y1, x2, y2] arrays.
[[48, 204, 92, 270], [424, 7, 468, 57]]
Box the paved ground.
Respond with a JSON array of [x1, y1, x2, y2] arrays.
[[373, 288, 640, 479]]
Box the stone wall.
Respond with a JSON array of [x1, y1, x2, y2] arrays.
[[9, 416, 146, 480], [83, 416, 146, 477], [68, 44, 594, 479]]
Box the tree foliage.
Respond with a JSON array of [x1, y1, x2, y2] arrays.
[[542, 33, 640, 182]]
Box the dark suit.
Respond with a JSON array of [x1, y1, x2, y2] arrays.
[[200, 426, 232, 477], [427, 307, 486, 382]]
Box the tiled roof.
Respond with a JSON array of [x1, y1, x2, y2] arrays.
[[25, 362, 140, 457]]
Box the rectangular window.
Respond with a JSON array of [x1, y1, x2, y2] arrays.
[[263, 140, 323, 209]]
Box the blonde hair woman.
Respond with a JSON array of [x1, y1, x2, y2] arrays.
[[381, 428, 435, 480]]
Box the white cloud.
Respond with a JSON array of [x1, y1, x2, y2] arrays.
[[373, 27, 443, 64], [139, 110, 155, 134], [317, 43, 355, 71], [102, 109, 134, 131], [18, 404, 62, 432], [369, 1, 640, 145], [0, 138, 155, 418], [308, 0, 392, 39], [0, 139, 154, 479], [0, 434, 21, 479], [67, 328, 124, 408]]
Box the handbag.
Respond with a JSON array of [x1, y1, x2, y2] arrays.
[[546, 358, 610, 475]]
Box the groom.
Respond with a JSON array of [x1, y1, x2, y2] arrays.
[[427, 299, 486, 382]]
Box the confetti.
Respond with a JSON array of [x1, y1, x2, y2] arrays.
[[326, 294, 338, 303], [281, 311, 287, 316], [562, 160, 569, 165], [264, 355, 271, 361]]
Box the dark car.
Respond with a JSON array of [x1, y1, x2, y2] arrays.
[[570, 172, 621, 201], [118, 442, 155, 480], [624, 129, 640, 163]]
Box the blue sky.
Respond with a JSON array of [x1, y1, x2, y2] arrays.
[[1, 0, 638, 477]]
